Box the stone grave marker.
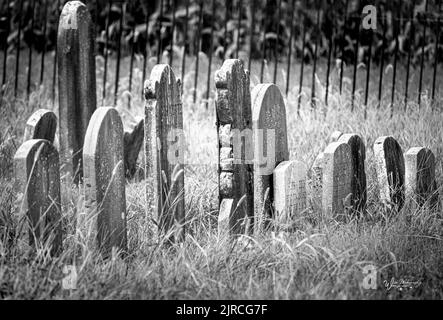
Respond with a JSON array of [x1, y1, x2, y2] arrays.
[[58, 1, 96, 183], [322, 142, 354, 219], [405, 147, 438, 208], [215, 59, 253, 235], [338, 133, 367, 212], [83, 107, 127, 257], [373, 136, 405, 210], [311, 152, 325, 208], [274, 160, 307, 228], [23, 109, 57, 143], [252, 83, 289, 233], [14, 139, 62, 255], [144, 64, 185, 241]]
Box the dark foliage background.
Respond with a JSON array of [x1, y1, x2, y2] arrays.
[[0, 0, 441, 64]]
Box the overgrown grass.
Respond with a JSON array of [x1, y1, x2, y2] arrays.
[[0, 52, 442, 299]]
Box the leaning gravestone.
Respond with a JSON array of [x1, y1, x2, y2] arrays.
[[14, 139, 62, 255], [144, 64, 185, 241], [215, 59, 253, 235], [83, 107, 127, 257], [322, 142, 353, 220], [310, 131, 342, 209], [373, 136, 405, 210], [252, 84, 289, 233], [58, 1, 96, 183], [338, 133, 367, 212], [274, 161, 307, 229], [405, 147, 437, 208], [23, 109, 57, 143]]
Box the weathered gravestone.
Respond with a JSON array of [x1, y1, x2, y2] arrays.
[[58, 1, 96, 183], [123, 117, 144, 179], [274, 161, 307, 229], [252, 83, 289, 233], [322, 142, 353, 220], [310, 131, 343, 208], [83, 107, 127, 257], [14, 139, 62, 255], [23, 109, 57, 143], [373, 136, 405, 210], [144, 64, 185, 241], [338, 133, 367, 212], [215, 59, 253, 235], [405, 147, 438, 208]]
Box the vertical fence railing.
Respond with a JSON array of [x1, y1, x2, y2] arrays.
[[2, 0, 443, 114], [14, 0, 23, 98], [285, 0, 295, 97], [102, 0, 112, 103], [1, 0, 10, 93], [418, 0, 429, 108], [432, 0, 442, 105]]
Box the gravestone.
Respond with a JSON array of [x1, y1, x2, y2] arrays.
[[322, 142, 353, 219], [215, 59, 253, 235], [405, 147, 437, 207], [252, 83, 289, 233], [58, 1, 96, 183], [144, 64, 185, 241], [23, 109, 57, 143], [83, 107, 127, 257], [274, 161, 307, 228], [338, 133, 367, 212], [373, 136, 405, 210], [14, 139, 62, 255], [123, 117, 144, 179], [311, 152, 325, 207]]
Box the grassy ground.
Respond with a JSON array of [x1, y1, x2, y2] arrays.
[[0, 51, 442, 299]]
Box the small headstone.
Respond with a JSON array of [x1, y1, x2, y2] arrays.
[[322, 142, 354, 219], [144, 64, 185, 241], [14, 139, 62, 255], [123, 117, 144, 179], [311, 152, 325, 208], [373, 136, 405, 209], [405, 147, 437, 208], [83, 107, 127, 257], [215, 59, 253, 235], [58, 1, 96, 183], [23, 109, 57, 143], [252, 83, 289, 233], [338, 133, 367, 212], [274, 161, 307, 228]]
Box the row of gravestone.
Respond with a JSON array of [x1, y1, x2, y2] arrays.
[[215, 60, 439, 236], [11, 0, 440, 256], [13, 57, 439, 256]]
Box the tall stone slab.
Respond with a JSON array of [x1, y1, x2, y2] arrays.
[[58, 1, 96, 183], [338, 133, 367, 212], [144, 64, 185, 241], [14, 139, 62, 255], [23, 109, 57, 143], [274, 161, 307, 228], [215, 59, 253, 235], [252, 83, 289, 233], [405, 147, 438, 207], [374, 136, 405, 210], [83, 107, 127, 257], [322, 142, 354, 220]]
